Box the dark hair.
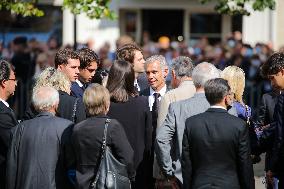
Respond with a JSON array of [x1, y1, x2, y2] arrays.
[[54, 48, 79, 68], [0, 60, 14, 82], [106, 60, 137, 102], [205, 78, 231, 105], [261, 52, 284, 77], [77, 48, 100, 69], [116, 43, 142, 64]]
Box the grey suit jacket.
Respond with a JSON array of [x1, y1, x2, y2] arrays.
[[155, 92, 210, 183], [157, 80, 196, 128]]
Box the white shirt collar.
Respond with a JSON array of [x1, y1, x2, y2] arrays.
[[0, 98, 9, 107], [150, 85, 167, 96], [210, 105, 227, 111], [134, 79, 140, 92], [75, 79, 83, 88]]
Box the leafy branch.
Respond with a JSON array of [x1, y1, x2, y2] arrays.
[[199, 0, 276, 15]]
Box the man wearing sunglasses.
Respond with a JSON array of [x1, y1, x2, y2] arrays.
[[0, 59, 18, 188]]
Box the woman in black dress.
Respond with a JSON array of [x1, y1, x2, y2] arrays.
[[106, 60, 152, 189]]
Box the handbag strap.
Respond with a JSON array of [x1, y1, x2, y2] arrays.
[[71, 98, 79, 123], [90, 118, 111, 188], [101, 118, 111, 153]]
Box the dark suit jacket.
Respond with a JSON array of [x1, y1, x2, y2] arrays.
[[23, 91, 86, 123], [6, 112, 74, 189], [182, 108, 254, 189], [272, 93, 284, 175], [137, 73, 148, 92], [0, 101, 18, 188], [70, 116, 135, 188], [255, 92, 278, 171], [70, 82, 85, 99]]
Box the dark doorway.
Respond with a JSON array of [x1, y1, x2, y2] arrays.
[[142, 9, 183, 42]]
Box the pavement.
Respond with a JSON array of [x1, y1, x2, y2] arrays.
[[254, 154, 266, 189]]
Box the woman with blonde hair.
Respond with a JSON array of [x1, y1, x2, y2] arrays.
[[221, 65, 260, 163], [23, 67, 86, 123], [221, 65, 249, 118]]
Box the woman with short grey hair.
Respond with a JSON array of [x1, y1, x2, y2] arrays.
[[70, 83, 135, 188]]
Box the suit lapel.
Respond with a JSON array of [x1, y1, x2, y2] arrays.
[[0, 101, 18, 124]]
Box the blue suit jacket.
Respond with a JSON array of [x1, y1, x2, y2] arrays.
[[70, 82, 85, 99]]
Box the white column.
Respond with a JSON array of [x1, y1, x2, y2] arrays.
[[63, 9, 75, 46]]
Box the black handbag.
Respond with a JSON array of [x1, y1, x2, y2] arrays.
[[90, 119, 131, 189]]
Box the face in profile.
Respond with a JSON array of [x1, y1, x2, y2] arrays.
[[146, 61, 168, 91], [58, 59, 80, 82], [5, 70, 17, 98], [268, 70, 284, 90], [133, 50, 145, 74], [79, 61, 98, 83]]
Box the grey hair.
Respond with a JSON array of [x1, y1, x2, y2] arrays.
[[171, 56, 194, 78], [145, 55, 168, 71], [32, 86, 59, 112], [192, 62, 220, 88]]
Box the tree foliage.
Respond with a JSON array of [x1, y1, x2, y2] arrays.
[[200, 0, 276, 15], [0, 0, 115, 19], [0, 0, 276, 18]]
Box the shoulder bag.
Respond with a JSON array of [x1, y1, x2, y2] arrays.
[[90, 119, 131, 189]]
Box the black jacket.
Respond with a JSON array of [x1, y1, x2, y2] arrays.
[[23, 91, 86, 123], [6, 112, 74, 189], [254, 92, 278, 171], [272, 93, 284, 175], [70, 116, 135, 189], [182, 108, 254, 189], [0, 101, 18, 188]]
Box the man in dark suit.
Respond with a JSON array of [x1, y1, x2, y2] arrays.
[[0, 60, 18, 188], [254, 87, 280, 189], [116, 43, 148, 92], [182, 78, 254, 189], [71, 48, 98, 98], [139, 55, 169, 188], [6, 86, 74, 189], [55, 49, 87, 122], [260, 52, 284, 187]]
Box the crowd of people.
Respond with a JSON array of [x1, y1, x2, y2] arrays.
[[0, 34, 284, 189]]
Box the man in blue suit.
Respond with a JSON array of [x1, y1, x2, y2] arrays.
[[71, 48, 98, 98]]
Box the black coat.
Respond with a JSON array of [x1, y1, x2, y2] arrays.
[[6, 112, 74, 189], [182, 108, 255, 189], [23, 91, 86, 123], [254, 92, 278, 171], [70, 116, 135, 189], [272, 93, 284, 175], [0, 101, 18, 188], [107, 96, 152, 188]]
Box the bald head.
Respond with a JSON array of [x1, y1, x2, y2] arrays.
[[32, 86, 59, 113]]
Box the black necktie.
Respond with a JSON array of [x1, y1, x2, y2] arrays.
[[152, 93, 160, 129]]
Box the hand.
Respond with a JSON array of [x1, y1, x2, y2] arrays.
[[266, 170, 274, 188]]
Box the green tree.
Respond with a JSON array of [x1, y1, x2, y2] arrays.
[[200, 0, 276, 15], [0, 0, 276, 18], [0, 0, 115, 19]]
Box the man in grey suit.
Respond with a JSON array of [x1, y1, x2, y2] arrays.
[[155, 62, 220, 186], [6, 86, 74, 189], [157, 56, 196, 128], [182, 78, 254, 189]]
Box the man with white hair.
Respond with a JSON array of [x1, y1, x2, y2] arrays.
[[6, 86, 74, 189], [155, 62, 220, 187]]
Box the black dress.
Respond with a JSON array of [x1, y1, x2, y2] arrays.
[[107, 96, 152, 189]]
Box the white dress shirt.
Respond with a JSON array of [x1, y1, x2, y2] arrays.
[[148, 85, 167, 111], [0, 98, 9, 107]]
